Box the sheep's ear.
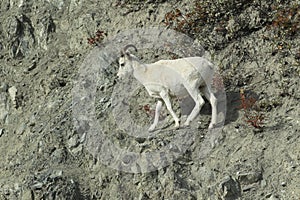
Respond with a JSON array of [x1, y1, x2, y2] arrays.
[[125, 52, 133, 60]]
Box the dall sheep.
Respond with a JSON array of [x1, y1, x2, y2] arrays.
[[117, 44, 217, 131]]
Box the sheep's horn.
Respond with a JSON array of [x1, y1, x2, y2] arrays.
[[122, 44, 138, 54]]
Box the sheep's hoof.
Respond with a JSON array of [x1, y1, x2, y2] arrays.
[[174, 121, 180, 129], [208, 123, 215, 129], [183, 121, 190, 127], [148, 125, 156, 132]]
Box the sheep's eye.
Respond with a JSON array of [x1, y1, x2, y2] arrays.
[[120, 63, 125, 67]]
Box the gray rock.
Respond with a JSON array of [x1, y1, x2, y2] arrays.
[[68, 135, 79, 149], [217, 176, 241, 200], [8, 86, 17, 108], [0, 83, 8, 92], [237, 171, 263, 185], [0, 93, 9, 122]]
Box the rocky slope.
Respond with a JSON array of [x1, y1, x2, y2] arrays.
[[0, 0, 299, 199]]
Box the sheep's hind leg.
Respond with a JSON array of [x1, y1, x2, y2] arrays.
[[148, 100, 162, 132], [184, 86, 205, 127], [159, 90, 180, 129], [203, 86, 217, 129]]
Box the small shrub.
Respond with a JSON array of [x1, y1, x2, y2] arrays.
[[269, 3, 300, 37], [238, 88, 264, 129], [163, 1, 299, 49], [87, 30, 106, 46]]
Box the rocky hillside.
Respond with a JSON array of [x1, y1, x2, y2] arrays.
[[0, 0, 299, 199]]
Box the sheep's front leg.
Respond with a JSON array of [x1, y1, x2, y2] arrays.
[[160, 90, 180, 129], [148, 100, 162, 132]]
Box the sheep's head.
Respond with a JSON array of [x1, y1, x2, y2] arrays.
[[117, 45, 137, 79]]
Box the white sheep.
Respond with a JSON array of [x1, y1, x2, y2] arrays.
[[117, 44, 217, 131]]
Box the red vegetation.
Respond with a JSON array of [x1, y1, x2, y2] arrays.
[[239, 88, 264, 129], [87, 30, 106, 46]]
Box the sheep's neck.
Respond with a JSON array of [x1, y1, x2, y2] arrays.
[[132, 60, 147, 83]]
